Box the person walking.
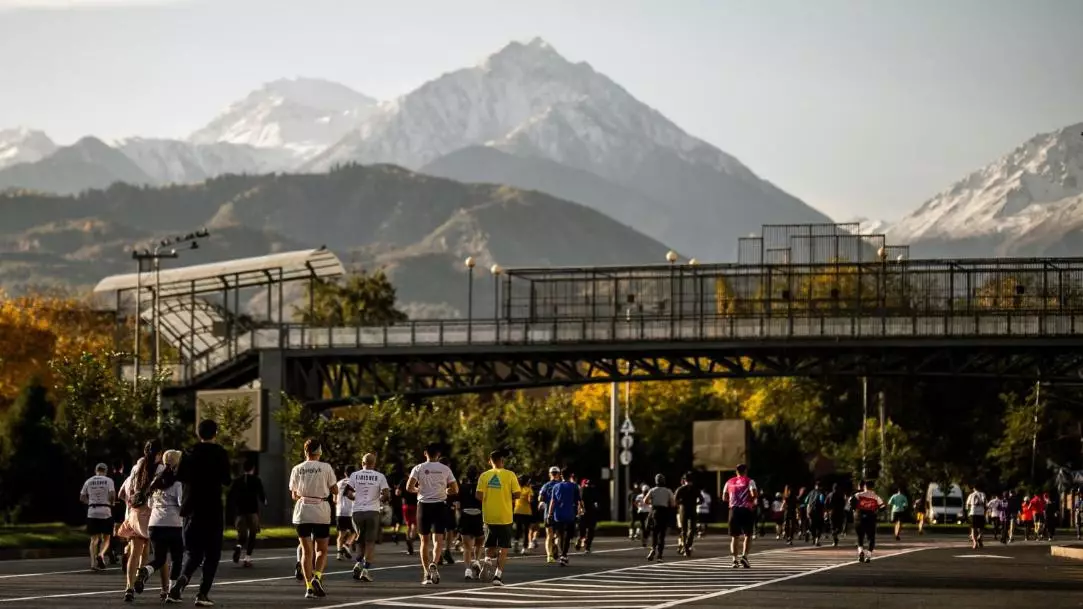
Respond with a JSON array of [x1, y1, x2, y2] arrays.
[[913, 495, 927, 535], [512, 475, 534, 555], [229, 459, 266, 568], [80, 462, 116, 572], [168, 420, 232, 607], [406, 443, 458, 585], [826, 483, 847, 547], [108, 460, 127, 565], [118, 440, 161, 603], [477, 450, 521, 585], [697, 488, 712, 539], [457, 467, 485, 581], [348, 453, 390, 584], [966, 483, 987, 549], [335, 465, 357, 561], [134, 449, 184, 602], [722, 464, 759, 568], [851, 480, 886, 563], [780, 485, 798, 546], [547, 467, 581, 567], [290, 438, 338, 599], [806, 481, 826, 547], [576, 478, 600, 554], [537, 467, 562, 563], [674, 473, 699, 557], [888, 488, 909, 541]]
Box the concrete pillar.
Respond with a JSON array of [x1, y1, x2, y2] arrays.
[[258, 350, 290, 525]]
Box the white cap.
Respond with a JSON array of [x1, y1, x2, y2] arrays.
[[548, 466, 560, 474]]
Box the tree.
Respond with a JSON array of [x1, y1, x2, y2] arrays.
[[0, 379, 72, 523], [294, 271, 408, 326], [200, 396, 256, 465]]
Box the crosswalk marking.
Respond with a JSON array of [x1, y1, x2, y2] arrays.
[[370, 546, 929, 609]]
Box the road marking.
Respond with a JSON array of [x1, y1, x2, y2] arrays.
[[954, 554, 1011, 559]]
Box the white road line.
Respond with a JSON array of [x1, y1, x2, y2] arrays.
[[647, 546, 930, 609]]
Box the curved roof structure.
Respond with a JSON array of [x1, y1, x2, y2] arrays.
[[93, 248, 345, 298]]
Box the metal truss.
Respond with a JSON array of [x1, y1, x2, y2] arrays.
[[285, 343, 1083, 409]]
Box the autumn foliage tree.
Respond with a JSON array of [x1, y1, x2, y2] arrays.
[[294, 271, 408, 327]]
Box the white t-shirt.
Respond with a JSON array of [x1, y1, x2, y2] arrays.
[[150, 481, 184, 528], [636, 493, 650, 514], [348, 469, 390, 513], [408, 461, 456, 504], [967, 491, 987, 516], [336, 479, 354, 517], [81, 475, 116, 519], [289, 460, 337, 525]]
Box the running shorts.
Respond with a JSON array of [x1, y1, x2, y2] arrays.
[[417, 502, 447, 536], [728, 507, 755, 537], [111, 504, 125, 524], [336, 516, 355, 533], [971, 515, 986, 530], [484, 523, 513, 549], [87, 517, 113, 536], [459, 513, 484, 538], [352, 511, 381, 543], [891, 512, 905, 523], [402, 504, 417, 527], [513, 513, 533, 530], [295, 523, 331, 539]]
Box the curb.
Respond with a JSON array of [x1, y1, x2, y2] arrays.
[[1051, 544, 1083, 560]]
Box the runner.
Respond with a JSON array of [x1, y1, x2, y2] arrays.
[[118, 440, 160, 603], [987, 492, 1004, 543], [627, 482, 642, 540], [1074, 491, 1083, 540], [537, 466, 562, 563], [477, 450, 521, 585], [335, 464, 357, 562], [1043, 492, 1058, 541], [388, 473, 404, 546], [80, 462, 116, 571], [888, 488, 909, 541], [806, 481, 826, 547], [576, 478, 600, 553], [348, 453, 390, 583], [721, 464, 758, 568], [547, 467, 581, 566], [635, 484, 651, 548], [289, 438, 338, 599], [406, 443, 458, 585], [168, 419, 232, 607], [108, 460, 127, 565], [512, 475, 534, 555], [457, 467, 485, 581], [850, 480, 886, 563], [781, 485, 798, 546], [397, 477, 419, 555], [438, 457, 458, 566], [674, 473, 699, 557], [134, 450, 184, 602], [229, 459, 266, 568], [1006, 490, 1023, 543], [966, 483, 987, 549], [825, 483, 847, 547], [696, 488, 712, 539], [796, 487, 810, 542], [1019, 494, 1034, 541], [913, 494, 927, 535]]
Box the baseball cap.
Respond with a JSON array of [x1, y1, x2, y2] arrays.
[[548, 466, 560, 474], [95, 462, 108, 473]]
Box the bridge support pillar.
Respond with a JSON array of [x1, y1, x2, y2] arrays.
[[258, 350, 290, 526]]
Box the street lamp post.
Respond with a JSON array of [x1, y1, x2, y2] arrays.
[[491, 264, 503, 342], [465, 257, 476, 344], [689, 258, 699, 338], [666, 250, 678, 338]]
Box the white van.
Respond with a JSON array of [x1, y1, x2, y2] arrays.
[[926, 483, 965, 524]]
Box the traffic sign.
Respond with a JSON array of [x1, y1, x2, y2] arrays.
[[620, 435, 634, 449], [619, 450, 633, 465], [620, 419, 636, 435]]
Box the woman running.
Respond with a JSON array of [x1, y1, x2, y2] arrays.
[[118, 440, 161, 602], [134, 449, 184, 602]]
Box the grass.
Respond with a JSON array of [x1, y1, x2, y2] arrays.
[[0, 520, 973, 550]]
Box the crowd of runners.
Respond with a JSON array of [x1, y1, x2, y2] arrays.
[[80, 422, 1083, 605]]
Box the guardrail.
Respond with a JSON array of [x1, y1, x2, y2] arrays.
[[127, 312, 1083, 385]]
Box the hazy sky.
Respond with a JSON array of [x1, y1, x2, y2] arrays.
[[2, 0, 1082, 222]]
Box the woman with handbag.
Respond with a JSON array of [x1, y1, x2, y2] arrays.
[[117, 440, 162, 602]]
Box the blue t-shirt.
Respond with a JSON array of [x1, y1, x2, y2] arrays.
[[550, 481, 580, 523], [538, 480, 557, 518]]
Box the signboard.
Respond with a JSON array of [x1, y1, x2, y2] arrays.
[[195, 388, 263, 452], [619, 450, 633, 466], [620, 419, 636, 435], [692, 419, 749, 472], [620, 435, 634, 449]]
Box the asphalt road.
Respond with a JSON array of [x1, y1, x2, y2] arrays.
[[1, 534, 1081, 608]]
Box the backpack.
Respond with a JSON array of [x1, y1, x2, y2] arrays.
[[806, 490, 825, 514]]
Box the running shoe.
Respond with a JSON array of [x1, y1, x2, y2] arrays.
[[422, 572, 434, 585], [166, 575, 188, 603], [310, 578, 326, 598], [305, 589, 316, 599], [470, 561, 482, 580], [242, 557, 252, 568], [360, 569, 373, 583], [559, 555, 569, 567], [123, 589, 134, 603], [95, 555, 107, 571], [646, 549, 656, 561], [546, 556, 555, 564], [464, 568, 474, 581], [492, 574, 504, 586], [740, 555, 750, 569], [194, 595, 215, 607], [731, 558, 740, 569], [294, 561, 303, 580], [232, 545, 242, 564], [134, 566, 150, 594], [429, 563, 441, 584], [352, 562, 364, 580]]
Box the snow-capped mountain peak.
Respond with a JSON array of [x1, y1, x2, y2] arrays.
[[0, 127, 58, 169], [889, 122, 1083, 249], [189, 77, 378, 159]]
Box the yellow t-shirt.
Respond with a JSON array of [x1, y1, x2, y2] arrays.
[[477, 468, 521, 525], [514, 486, 534, 516]]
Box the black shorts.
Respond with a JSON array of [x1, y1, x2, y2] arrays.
[[418, 502, 447, 536], [87, 517, 113, 536], [891, 512, 905, 523], [459, 513, 484, 538], [336, 516, 355, 533], [484, 523, 514, 549], [296, 523, 331, 540], [111, 505, 125, 524], [971, 515, 986, 530], [513, 514, 533, 529], [729, 507, 755, 537]]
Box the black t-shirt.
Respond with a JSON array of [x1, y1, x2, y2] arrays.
[[674, 484, 699, 511], [459, 479, 482, 512], [399, 480, 418, 507], [581, 485, 600, 513], [229, 473, 265, 515], [176, 442, 231, 521], [826, 491, 847, 513]]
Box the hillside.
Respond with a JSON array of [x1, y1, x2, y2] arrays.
[[0, 164, 670, 316]]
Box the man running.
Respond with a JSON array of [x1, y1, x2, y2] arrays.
[[335, 465, 357, 561], [888, 488, 908, 541], [458, 467, 485, 580], [966, 483, 987, 549], [548, 467, 581, 566], [229, 459, 266, 568], [696, 488, 711, 539], [576, 478, 600, 553], [169, 419, 231, 607], [109, 460, 127, 565], [987, 492, 1004, 543], [851, 480, 885, 563], [627, 482, 643, 541], [477, 450, 521, 585], [348, 454, 390, 583], [406, 443, 458, 585], [80, 462, 116, 571], [289, 439, 338, 599], [537, 466, 562, 563], [397, 478, 419, 555], [674, 473, 699, 557], [806, 481, 826, 546], [825, 483, 847, 547], [512, 475, 534, 555], [722, 464, 758, 568], [913, 494, 927, 535]]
